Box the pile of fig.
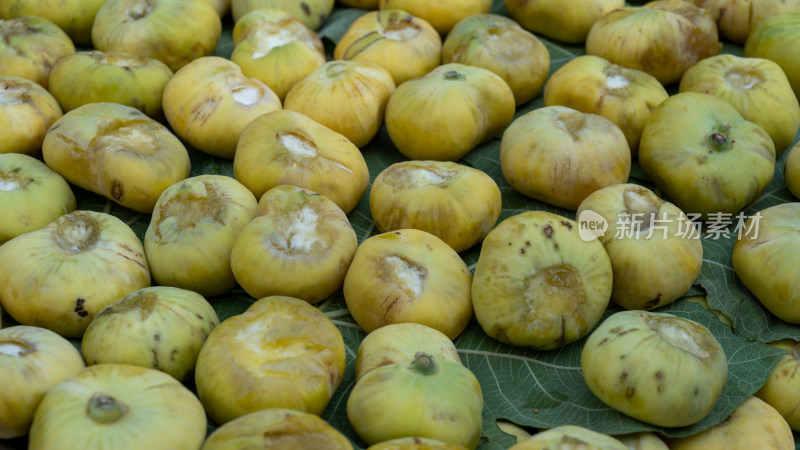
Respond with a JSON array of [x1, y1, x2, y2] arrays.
[[1, 0, 800, 448]]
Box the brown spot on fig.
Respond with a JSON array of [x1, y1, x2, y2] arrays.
[[154, 333, 160, 341], [598, 338, 608, 346], [152, 349, 159, 369], [643, 294, 662, 309], [111, 180, 123, 200], [658, 384, 664, 393], [694, 388, 699, 395], [543, 224, 553, 239], [560, 220, 573, 229], [171, 349, 178, 361], [520, 248, 526, 255], [196, 314, 203, 320], [620, 372, 628, 382], [74, 298, 89, 318], [625, 387, 635, 398], [525, 241, 531, 247], [655, 371, 663, 380], [301, 2, 311, 15], [554, 243, 559, 250]]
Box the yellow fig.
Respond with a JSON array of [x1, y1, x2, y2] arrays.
[[690, 0, 800, 44], [0, 76, 62, 155], [505, 0, 625, 44], [509, 425, 629, 450], [0, 0, 105, 46], [378, 0, 492, 34], [0, 16, 75, 89], [787, 141, 800, 199], [756, 340, 800, 431], [744, 13, 800, 100], [232, 0, 335, 30]]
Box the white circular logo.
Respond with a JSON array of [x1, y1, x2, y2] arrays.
[[577, 209, 608, 242]]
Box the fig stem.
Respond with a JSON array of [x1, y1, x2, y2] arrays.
[[412, 352, 438, 376], [87, 393, 128, 424], [444, 71, 465, 81], [706, 124, 732, 152]]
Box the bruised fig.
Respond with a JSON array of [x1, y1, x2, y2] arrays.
[[195, 296, 346, 424], [471, 211, 613, 350], [334, 9, 442, 85], [342, 228, 473, 340], [145, 175, 258, 297], [0, 326, 85, 438], [230, 185, 358, 304], [508, 425, 628, 450], [0, 16, 75, 89], [0, 211, 151, 338], [202, 408, 353, 450], [231, 0, 335, 30], [378, 0, 492, 34], [756, 340, 800, 431], [581, 310, 727, 427], [0, 76, 62, 155], [505, 0, 625, 44], [744, 13, 800, 100], [81, 286, 219, 381], [0, 153, 75, 245]]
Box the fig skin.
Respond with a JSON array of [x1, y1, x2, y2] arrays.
[[508, 425, 629, 450], [369, 160, 501, 253], [500, 106, 631, 210], [194, 296, 347, 424], [576, 184, 703, 310], [471, 211, 613, 350], [581, 310, 728, 428], [0, 16, 75, 90], [233, 109, 370, 214], [0, 326, 85, 439], [48, 51, 173, 120], [368, 438, 469, 450], [756, 340, 800, 431], [666, 396, 794, 449], [342, 228, 474, 340], [378, 0, 492, 34], [0, 76, 63, 155], [284, 60, 396, 148], [42, 102, 191, 214], [543, 55, 668, 157], [585, 0, 721, 85], [385, 63, 515, 161], [786, 141, 800, 199], [334, 9, 442, 85], [505, 0, 625, 44], [232, 0, 335, 30], [162, 56, 282, 159], [347, 352, 483, 449], [617, 432, 670, 450], [0, 0, 105, 46], [744, 13, 800, 100], [29, 364, 207, 450], [81, 286, 220, 382], [0, 211, 151, 338], [339, 0, 379, 8], [732, 202, 800, 323], [202, 408, 353, 450], [689, 0, 800, 44], [442, 14, 550, 105], [92, 0, 222, 72], [639, 92, 775, 218], [0, 153, 75, 245], [144, 175, 259, 297], [230, 8, 326, 101], [679, 54, 800, 154], [230, 185, 358, 304]]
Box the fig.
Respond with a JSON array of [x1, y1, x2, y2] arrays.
[[342, 228, 474, 339], [0, 326, 85, 438], [369, 160, 502, 252], [339, 0, 379, 8], [471, 211, 613, 350], [732, 202, 800, 323], [233, 109, 370, 214], [202, 408, 353, 450], [92, 0, 222, 72], [378, 0, 492, 34], [787, 141, 800, 199], [500, 106, 631, 210], [230, 8, 326, 101], [368, 438, 469, 450], [42, 102, 191, 214], [0, 211, 151, 338], [543, 55, 669, 156], [144, 175, 259, 297], [666, 396, 794, 449], [194, 296, 346, 424], [284, 60, 395, 148], [162, 56, 282, 159], [679, 54, 800, 154], [639, 92, 775, 218], [0, 76, 62, 155], [0, 153, 75, 245], [29, 364, 207, 450], [617, 432, 669, 449], [744, 13, 800, 100], [354, 322, 462, 381], [347, 351, 483, 448], [689, 0, 800, 44], [334, 9, 442, 85], [385, 63, 515, 161], [585, 0, 721, 85], [230, 184, 358, 304], [0, 16, 75, 89], [0, 0, 105, 46], [231, 0, 335, 30], [756, 340, 800, 431], [508, 425, 628, 449], [81, 286, 219, 381], [48, 51, 173, 119], [441, 14, 550, 105], [576, 183, 703, 310], [205, 0, 232, 16], [505, 0, 625, 44], [581, 310, 727, 427]]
